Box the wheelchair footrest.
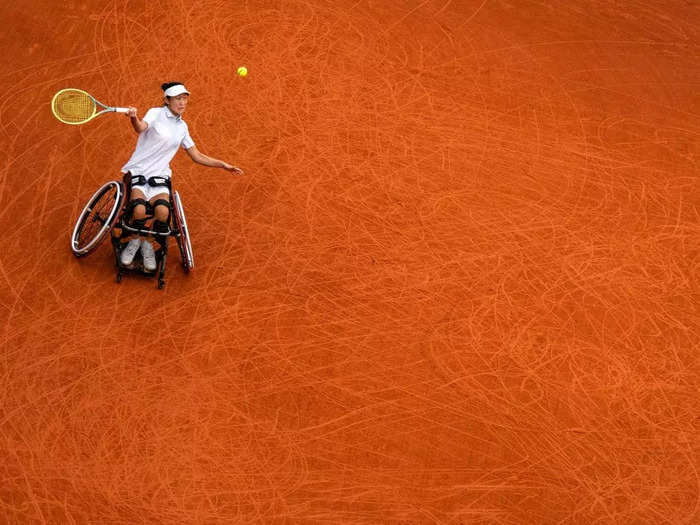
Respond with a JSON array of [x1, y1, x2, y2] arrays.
[[121, 224, 172, 237]]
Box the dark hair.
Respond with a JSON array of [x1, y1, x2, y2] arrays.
[[161, 81, 184, 92]]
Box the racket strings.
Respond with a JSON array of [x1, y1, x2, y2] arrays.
[[53, 90, 96, 123]]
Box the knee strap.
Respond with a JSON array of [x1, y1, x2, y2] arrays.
[[130, 218, 147, 230], [152, 199, 171, 212], [153, 219, 170, 234], [152, 200, 171, 226], [153, 219, 169, 246], [127, 198, 151, 218]]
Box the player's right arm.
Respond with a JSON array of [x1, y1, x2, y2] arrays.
[[126, 107, 148, 134]]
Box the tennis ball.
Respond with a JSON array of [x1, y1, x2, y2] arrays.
[[237, 66, 248, 77]]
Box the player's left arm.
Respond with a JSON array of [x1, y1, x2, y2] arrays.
[[185, 145, 244, 174]]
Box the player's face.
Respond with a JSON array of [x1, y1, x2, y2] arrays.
[[166, 93, 189, 115]]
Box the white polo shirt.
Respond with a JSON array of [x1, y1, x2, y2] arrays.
[[121, 106, 195, 179]]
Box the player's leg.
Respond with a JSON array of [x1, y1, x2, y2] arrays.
[[121, 188, 150, 265], [140, 191, 170, 272]]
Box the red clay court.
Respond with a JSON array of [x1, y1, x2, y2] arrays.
[[1, 0, 698, 523]]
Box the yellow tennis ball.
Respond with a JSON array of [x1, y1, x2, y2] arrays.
[[237, 66, 248, 77]]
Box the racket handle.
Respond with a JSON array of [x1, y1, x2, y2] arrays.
[[114, 107, 129, 113]]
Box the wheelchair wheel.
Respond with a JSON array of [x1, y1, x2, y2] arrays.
[[172, 191, 194, 272], [71, 181, 126, 257]]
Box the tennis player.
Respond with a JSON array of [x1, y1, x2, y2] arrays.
[[119, 82, 243, 270]]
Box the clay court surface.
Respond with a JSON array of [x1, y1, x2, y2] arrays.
[[1, 0, 699, 523]]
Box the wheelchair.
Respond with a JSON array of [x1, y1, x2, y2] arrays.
[[70, 173, 194, 289]]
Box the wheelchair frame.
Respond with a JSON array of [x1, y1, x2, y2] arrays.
[[70, 173, 194, 289]]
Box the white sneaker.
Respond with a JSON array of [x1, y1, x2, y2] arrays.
[[120, 238, 141, 266], [141, 239, 157, 272]]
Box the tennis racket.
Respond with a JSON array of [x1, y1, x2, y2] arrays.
[[51, 88, 129, 125]]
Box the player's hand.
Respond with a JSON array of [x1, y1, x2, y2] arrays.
[[126, 107, 138, 118], [223, 163, 244, 175]]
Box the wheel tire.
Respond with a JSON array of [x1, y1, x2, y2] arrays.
[[71, 181, 126, 257], [172, 191, 194, 272]]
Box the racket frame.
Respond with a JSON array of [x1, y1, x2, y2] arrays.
[[51, 88, 129, 125]]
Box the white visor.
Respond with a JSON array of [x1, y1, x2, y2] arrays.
[[164, 84, 190, 97]]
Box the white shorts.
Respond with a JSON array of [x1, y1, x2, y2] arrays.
[[131, 182, 170, 201], [126, 174, 171, 201]]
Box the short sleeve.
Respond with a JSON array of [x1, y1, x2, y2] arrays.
[[143, 108, 160, 126], [181, 126, 195, 149]]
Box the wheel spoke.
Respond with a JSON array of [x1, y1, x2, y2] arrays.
[[71, 181, 124, 256]]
